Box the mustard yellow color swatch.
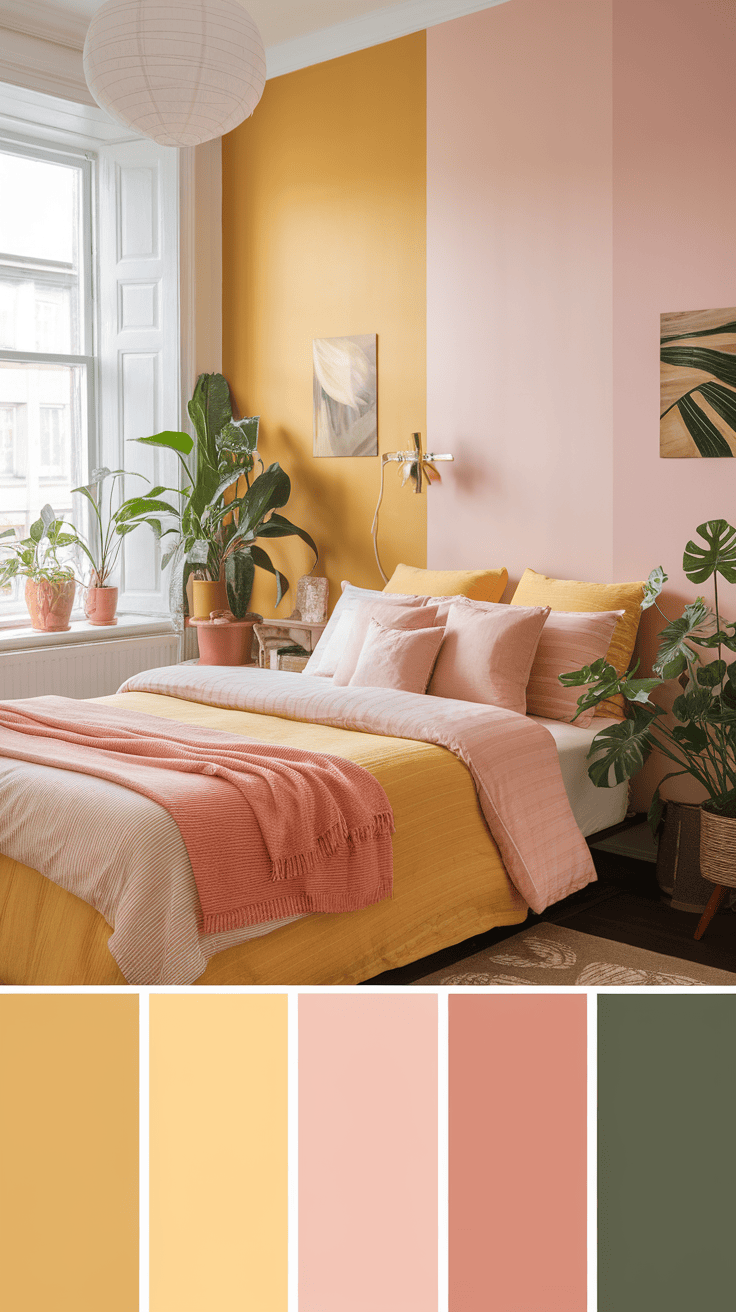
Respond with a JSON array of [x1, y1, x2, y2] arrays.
[[150, 995, 288, 1312], [222, 34, 427, 613], [0, 995, 139, 1312]]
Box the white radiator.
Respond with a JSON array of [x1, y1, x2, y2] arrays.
[[0, 632, 180, 700]]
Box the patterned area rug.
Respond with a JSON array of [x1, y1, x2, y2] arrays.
[[416, 923, 736, 987]]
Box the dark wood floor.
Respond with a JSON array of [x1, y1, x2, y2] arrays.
[[365, 847, 736, 985]]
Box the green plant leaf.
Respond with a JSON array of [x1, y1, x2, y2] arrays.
[[29, 517, 44, 543], [187, 373, 232, 474], [683, 519, 736, 584], [225, 550, 256, 619], [675, 394, 733, 457], [619, 675, 661, 704], [0, 527, 16, 540], [132, 430, 193, 456], [218, 416, 259, 456], [641, 565, 667, 610], [654, 598, 715, 676], [116, 497, 181, 522], [250, 543, 289, 606], [696, 659, 727, 687], [671, 722, 709, 752], [660, 345, 736, 388], [256, 512, 319, 560], [587, 712, 656, 788], [558, 659, 624, 718]]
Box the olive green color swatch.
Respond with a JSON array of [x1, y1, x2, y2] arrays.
[[598, 995, 736, 1311]]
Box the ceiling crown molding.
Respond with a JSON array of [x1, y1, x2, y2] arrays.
[[265, 0, 510, 79], [0, 0, 88, 50]]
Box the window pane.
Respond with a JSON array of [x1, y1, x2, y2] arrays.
[[0, 153, 77, 264], [0, 361, 86, 615], [0, 150, 83, 356]]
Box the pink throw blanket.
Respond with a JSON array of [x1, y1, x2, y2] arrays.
[[0, 697, 394, 934]]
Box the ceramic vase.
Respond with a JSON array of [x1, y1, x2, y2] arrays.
[[84, 585, 118, 625], [25, 577, 76, 632], [191, 578, 228, 618]]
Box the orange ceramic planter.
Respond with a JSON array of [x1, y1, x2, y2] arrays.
[[191, 613, 258, 665], [84, 586, 118, 625], [25, 577, 76, 632]]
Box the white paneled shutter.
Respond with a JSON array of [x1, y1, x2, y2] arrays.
[[97, 138, 180, 615]]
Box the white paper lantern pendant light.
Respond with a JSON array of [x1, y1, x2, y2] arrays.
[[84, 0, 266, 147]]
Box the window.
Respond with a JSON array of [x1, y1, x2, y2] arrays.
[[0, 139, 93, 616]]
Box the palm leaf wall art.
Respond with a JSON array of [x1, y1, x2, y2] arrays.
[[661, 306, 736, 457]]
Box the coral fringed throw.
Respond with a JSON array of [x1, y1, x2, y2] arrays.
[[0, 697, 394, 933]]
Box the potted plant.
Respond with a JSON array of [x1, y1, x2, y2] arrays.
[[60, 466, 168, 625], [0, 505, 77, 632], [561, 519, 736, 902], [124, 372, 318, 631]]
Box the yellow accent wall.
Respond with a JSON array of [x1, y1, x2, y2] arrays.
[[222, 34, 427, 617]]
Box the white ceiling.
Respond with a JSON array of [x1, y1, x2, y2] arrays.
[[16, 0, 431, 49]]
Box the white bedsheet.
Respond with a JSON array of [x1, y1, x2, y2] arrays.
[[532, 716, 629, 837]]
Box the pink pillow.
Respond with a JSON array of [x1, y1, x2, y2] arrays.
[[526, 609, 625, 726], [333, 601, 440, 686], [349, 618, 445, 693], [428, 599, 550, 712]]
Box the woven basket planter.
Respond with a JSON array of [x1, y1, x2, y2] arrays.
[[700, 805, 736, 888]]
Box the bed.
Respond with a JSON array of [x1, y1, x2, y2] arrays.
[[0, 664, 627, 987]]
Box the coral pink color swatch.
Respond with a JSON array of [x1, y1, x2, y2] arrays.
[[449, 994, 587, 1311], [299, 994, 438, 1312]]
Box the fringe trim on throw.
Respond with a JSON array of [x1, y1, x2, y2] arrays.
[[200, 871, 394, 937], [269, 808, 395, 882]]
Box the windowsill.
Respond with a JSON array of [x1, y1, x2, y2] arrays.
[[0, 612, 176, 653]]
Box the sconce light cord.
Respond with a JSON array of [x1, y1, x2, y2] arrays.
[[371, 436, 454, 585]]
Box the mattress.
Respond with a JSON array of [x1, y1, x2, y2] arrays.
[[532, 716, 629, 837]]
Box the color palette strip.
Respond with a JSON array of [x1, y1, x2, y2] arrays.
[[0, 995, 139, 1312], [598, 994, 736, 1312], [149, 994, 288, 1312], [299, 993, 439, 1312], [449, 994, 588, 1312]]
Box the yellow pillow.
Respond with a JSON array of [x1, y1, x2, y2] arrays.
[[510, 568, 646, 720], [383, 563, 508, 603]]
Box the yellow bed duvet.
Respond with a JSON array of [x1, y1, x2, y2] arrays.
[[0, 691, 527, 985]]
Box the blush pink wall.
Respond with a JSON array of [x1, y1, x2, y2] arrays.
[[427, 0, 736, 806], [426, 0, 614, 592]]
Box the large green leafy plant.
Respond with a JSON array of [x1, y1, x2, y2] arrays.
[[123, 373, 317, 625], [561, 520, 736, 831]]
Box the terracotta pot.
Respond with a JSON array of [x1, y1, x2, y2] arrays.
[[84, 585, 118, 625], [191, 611, 261, 666], [191, 578, 228, 619], [25, 577, 76, 632]]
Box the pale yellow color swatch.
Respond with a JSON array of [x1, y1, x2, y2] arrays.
[[150, 994, 288, 1312], [0, 995, 139, 1312]]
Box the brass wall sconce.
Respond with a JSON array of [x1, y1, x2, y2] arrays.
[[371, 433, 454, 583]]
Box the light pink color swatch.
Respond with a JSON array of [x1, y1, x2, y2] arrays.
[[299, 994, 438, 1312], [449, 994, 587, 1312]]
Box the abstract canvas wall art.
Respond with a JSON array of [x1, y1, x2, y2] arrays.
[[313, 334, 377, 457], [660, 307, 736, 457]]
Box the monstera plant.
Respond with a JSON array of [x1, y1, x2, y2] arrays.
[[561, 521, 736, 838], [123, 373, 317, 626]]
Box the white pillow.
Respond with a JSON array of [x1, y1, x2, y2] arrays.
[[304, 582, 429, 677]]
